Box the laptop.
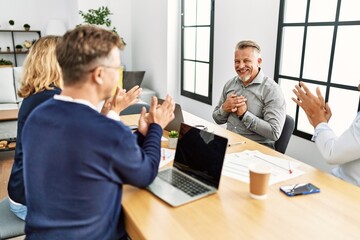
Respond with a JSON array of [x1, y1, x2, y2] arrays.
[[147, 123, 228, 207], [158, 98, 184, 132], [122, 71, 145, 91]]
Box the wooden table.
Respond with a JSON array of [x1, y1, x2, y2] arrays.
[[0, 109, 18, 121], [120, 111, 360, 240]]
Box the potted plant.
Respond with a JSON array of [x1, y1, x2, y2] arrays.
[[168, 130, 179, 149], [79, 6, 118, 35], [0, 58, 13, 67], [23, 40, 32, 49], [23, 23, 30, 31], [15, 44, 23, 52], [9, 20, 14, 29], [7, 46, 10, 52]]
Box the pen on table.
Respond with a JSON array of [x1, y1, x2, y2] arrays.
[[227, 141, 246, 147], [289, 160, 293, 174]]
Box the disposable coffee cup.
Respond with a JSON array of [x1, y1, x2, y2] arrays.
[[248, 163, 271, 200]]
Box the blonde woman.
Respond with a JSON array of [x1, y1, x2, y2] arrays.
[[7, 36, 63, 220]]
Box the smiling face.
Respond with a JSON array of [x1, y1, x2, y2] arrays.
[[234, 47, 262, 86]]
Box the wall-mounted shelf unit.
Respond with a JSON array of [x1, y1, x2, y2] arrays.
[[0, 30, 41, 66]]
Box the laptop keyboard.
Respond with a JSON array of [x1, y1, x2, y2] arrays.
[[158, 169, 210, 197]]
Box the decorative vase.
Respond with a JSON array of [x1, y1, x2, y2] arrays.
[[168, 138, 178, 149]]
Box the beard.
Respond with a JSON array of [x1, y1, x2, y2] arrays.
[[239, 72, 251, 82]]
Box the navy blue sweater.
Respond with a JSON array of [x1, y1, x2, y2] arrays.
[[8, 87, 61, 205], [22, 99, 162, 239]]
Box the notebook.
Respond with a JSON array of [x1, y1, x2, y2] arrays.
[[157, 98, 184, 132], [147, 123, 228, 207], [122, 71, 145, 91]]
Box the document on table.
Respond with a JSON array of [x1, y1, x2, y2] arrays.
[[222, 150, 304, 185], [159, 148, 175, 168]]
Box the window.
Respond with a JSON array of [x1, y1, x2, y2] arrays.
[[275, 0, 360, 140], [181, 0, 215, 105]]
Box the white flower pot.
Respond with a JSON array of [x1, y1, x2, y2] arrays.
[[168, 138, 178, 149]]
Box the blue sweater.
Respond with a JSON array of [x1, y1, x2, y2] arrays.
[[8, 87, 61, 205], [22, 99, 162, 239]]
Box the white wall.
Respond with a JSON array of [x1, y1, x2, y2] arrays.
[[109, 0, 132, 70], [130, 0, 169, 97], [0, 0, 76, 34]]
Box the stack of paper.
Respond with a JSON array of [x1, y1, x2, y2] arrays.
[[222, 150, 304, 185], [159, 148, 175, 168]]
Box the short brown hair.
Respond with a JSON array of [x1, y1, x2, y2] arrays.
[[235, 40, 261, 53], [56, 25, 124, 85]]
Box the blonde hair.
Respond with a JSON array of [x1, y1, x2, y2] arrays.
[[18, 36, 63, 98]]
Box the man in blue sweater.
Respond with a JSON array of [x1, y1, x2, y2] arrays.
[[22, 25, 175, 240]]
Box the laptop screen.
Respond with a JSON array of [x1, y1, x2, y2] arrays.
[[173, 123, 228, 188], [157, 99, 184, 132]]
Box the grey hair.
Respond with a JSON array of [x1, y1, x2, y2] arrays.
[[235, 40, 261, 54]]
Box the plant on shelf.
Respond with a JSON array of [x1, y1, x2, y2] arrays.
[[7, 46, 10, 52], [9, 20, 14, 29], [15, 44, 23, 52], [24, 23, 30, 31], [23, 40, 32, 49], [0, 58, 13, 66]]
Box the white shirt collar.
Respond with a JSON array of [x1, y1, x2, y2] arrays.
[[53, 94, 97, 110], [53, 94, 120, 121]]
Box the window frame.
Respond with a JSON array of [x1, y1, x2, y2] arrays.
[[180, 0, 215, 105], [274, 0, 360, 140]]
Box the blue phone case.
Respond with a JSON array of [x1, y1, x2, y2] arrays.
[[280, 183, 320, 196]]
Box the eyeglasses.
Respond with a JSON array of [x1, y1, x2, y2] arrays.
[[87, 65, 121, 72], [102, 65, 121, 70]]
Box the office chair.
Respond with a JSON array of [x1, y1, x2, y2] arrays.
[[0, 198, 25, 239], [274, 115, 295, 154], [120, 102, 150, 115]]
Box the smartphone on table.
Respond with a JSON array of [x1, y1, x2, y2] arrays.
[[280, 183, 320, 197]]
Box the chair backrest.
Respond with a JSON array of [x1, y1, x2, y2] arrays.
[[120, 102, 150, 116], [275, 115, 295, 154], [0, 198, 25, 239]]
